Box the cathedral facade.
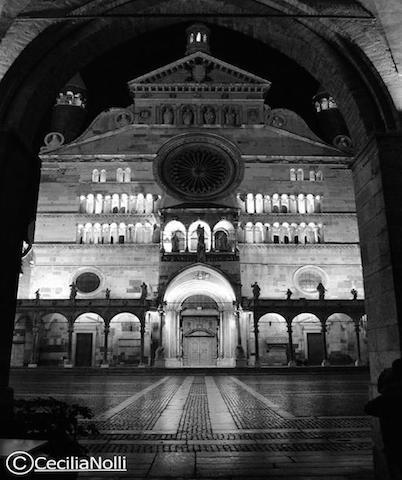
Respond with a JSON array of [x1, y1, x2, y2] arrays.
[[13, 25, 366, 369]]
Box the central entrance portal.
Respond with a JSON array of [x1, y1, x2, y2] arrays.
[[183, 315, 217, 366]]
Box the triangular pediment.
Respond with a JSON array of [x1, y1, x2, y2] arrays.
[[128, 51, 271, 92]]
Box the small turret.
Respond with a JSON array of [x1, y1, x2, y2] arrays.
[[312, 90, 352, 150], [44, 73, 87, 148], [185, 24, 211, 55]]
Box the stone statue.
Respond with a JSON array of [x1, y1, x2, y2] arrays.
[[225, 108, 236, 126], [171, 231, 180, 253], [317, 282, 326, 300], [251, 282, 261, 300], [35, 289, 40, 301], [105, 288, 111, 300], [196, 225, 206, 262], [215, 231, 229, 251], [69, 282, 78, 300], [351, 288, 358, 300], [140, 282, 148, 300], [162, 107, 174, 124], [182, 107, 194, 126], [203, 106, 216, 125], [286, 288, 293, 300]]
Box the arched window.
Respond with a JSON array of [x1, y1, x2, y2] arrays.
[[120, 194, 128, 213], [272, 194, 280, 213], [118, 223, 126, 243], [246, 193, 255, 214], [297, 194, 306, 214], [213, 220, 235, 251], [136, 193, 145, 214], [315, 195, 322, 213], [129, 194, 137, 213], [272, 222, 280, 244], [255, 194, 264, 214], [116, 168, 124, 182], [163, 221, 187, 252], [263, 195, 272, 213], [316, 170, 323, 181], [290, 168, 296, 181], [196, 32, 202, 42], [100, 169, 107, 182], [144, 222, 153, 244], [236, 225, 245, 243], [306, 194, 315, 213], [190, 32, 195, 43], [254, 222, 264, 243], [124, 167, 131, 183], [296, 168, 304, 181], [92, 169, 100, 183], [236, 194, 246, 212], [280, 194, 289, 213], [83, 223, 92, 244], [309, 170, 316, 181], [79, 195, 86, 213], [127, 224, 135, 243], [93, 223, 101, 244], [145, 193, 153, 214], [263, 223, 271, 243], [202, 33, 207, 42], [101, 224, 110, 244], [76, 224, 84, 244], [134, 223, 144, 243], [111, 194, 119, 213], [289, 194, 297, 213], [110, 223, 118, 244], [95, 194, 103, 214], [86, 194, 94, 214], [103, 195, 111, 214], [245, 222, 254, 244], [281, 222, 290, 244]]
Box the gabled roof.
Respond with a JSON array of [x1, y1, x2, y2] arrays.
[[128, 51, 271, 92]]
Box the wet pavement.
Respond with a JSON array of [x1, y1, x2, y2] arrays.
[[10, 370, 374, 479]]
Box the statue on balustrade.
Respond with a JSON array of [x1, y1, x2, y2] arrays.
[[69, 282, 78, 300], [105, 288, 111, 300], [351, 288, 358, 300], [35, 289, 40, 302], [182, 106, 194, 126], [140, 282, 148, 300], [286, 288, 293, 300], [171, 231, 180, 253], [162, 106, 174, 124], [196, 225, 206, 262], [251, 282, 261, 300], [317, 282, 326, 300]]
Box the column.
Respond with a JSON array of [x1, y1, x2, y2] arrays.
[[354, 316, 362, 366], [253, 315, 260, 367], [155, 303, 166, 367], [65, 316, 74, 367], [219, 310, 224, 358], [139, 319, 145, 367], [101, 322, 110, 367], [28, 314, 41, 367], [234, 304, 246, 367], [320, 318, 329, 366], [286, 317, 296, 367]]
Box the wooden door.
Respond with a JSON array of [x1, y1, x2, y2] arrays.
[[75, 333, 93, 366], [184, 336, 216, 366], [307, 332, 323, 365]]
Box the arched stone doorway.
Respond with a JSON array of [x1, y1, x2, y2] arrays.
[[109, 313, 142, 366], [162, 264, 237, 367], [73, 313, 104, 367]]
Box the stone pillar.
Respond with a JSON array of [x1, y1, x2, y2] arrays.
[[320, 319, 329, 366], [155, 304, 166, 367], [139, 319, 145, 367], [65, 317, 74, 367], [253, 314, 260, 367], [352, 134, 402, 480], [234, 305, 246, 367], [28, 314, 41, 367], [0, 130, 38, 435], [219, 310, 224, 358], [286, 317, 296, 367], [354, 316, 362, 367], [101, 322, 110, 368]]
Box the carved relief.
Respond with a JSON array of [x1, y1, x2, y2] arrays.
[[202, 106, 216, 125]]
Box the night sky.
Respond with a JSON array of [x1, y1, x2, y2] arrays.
[[78, 22, 322, 138]]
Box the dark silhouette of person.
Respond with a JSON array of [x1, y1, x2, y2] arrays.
[[365, 359, 402, 478], [140, 282, 148, 300], [286, 288, 293, 300], [351, 288, 358, 300]]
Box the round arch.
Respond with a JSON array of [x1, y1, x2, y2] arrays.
[[109, 312, 141, 366]]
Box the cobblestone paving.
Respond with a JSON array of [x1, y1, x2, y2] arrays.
[[177, 377, 212, 435], [10, 370, 373, 478]]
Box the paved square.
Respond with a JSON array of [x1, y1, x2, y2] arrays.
[[10, 370, 374, 479]]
